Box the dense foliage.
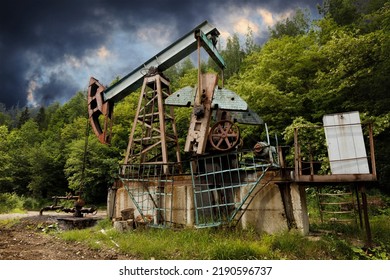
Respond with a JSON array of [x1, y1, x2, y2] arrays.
[[0, 0, 389, 204]]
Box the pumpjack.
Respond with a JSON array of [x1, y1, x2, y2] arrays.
[[87, 21, 272, 229], [86, 21, 377, 245], [88, 21, 264, 167]]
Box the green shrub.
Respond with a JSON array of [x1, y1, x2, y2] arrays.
[[22, 196, 50, 210], [0, 193, 24, 213]]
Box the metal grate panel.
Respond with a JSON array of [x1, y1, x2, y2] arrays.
[[190, 151, 273, 228], [119, 163, 180, 228]]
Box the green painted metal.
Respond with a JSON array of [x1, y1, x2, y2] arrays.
[[102, 21, 225, 104], [212, 88, 248, 110], [165, 86, 196, 107], [229, 165, 270, 222], [195, 29, 226, 69], [230, 109, 264, 125], [165, 86, 263, 124], [166, 87, 248, 111]]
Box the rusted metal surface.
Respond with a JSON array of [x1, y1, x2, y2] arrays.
[[184, 73, 218, 154], [294, 174, 376, 183], [368, 123, 377, 179], [208, 120, 240, 152], [40, 194, 97, 217], [123, 73, 181, 169], [87, 77, 113, 144], [359, 185, 373, 247]]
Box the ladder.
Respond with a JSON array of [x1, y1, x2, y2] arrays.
[[317, 187, 357, 224]]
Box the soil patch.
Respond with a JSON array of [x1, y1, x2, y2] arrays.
[[0, 213, 131, 260]]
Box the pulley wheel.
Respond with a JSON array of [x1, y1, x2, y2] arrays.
[[208, 120, 240, 151]]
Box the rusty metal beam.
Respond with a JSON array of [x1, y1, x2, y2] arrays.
[[184, 73, 218, 154], [294, 174, 377, 183]]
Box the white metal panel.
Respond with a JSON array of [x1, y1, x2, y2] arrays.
[[323, 111, 370, 174]]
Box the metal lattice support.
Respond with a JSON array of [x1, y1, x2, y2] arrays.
[[124, 73, 181, 172], [119, 163, 179, 228], [190, 151, 273, 228]]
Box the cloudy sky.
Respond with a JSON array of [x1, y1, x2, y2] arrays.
[[0, 0, 321, 109]]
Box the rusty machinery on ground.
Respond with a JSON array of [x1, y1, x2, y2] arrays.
[[40, 193, 97, 217]]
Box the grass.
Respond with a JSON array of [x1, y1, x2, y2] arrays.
[[54, 218, 382, 260], [53, 189, 390, 260], [2, 191, 389, 260], [0, 218, 21, 229]]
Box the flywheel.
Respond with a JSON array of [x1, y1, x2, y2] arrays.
[[208, 120, 240, 152]]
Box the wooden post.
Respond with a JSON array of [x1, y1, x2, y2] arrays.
[[294, 128, 301, 178], [368, 123, 377, 179], [359, 184, 372, 247]]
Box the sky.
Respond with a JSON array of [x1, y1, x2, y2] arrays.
[[0, 0, 321, 109]]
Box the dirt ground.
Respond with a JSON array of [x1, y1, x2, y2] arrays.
[[0, 212, 131, 260]]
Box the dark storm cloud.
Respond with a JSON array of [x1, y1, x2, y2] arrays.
[[0, 0, 319, 109], [1, 0, 113, 108]]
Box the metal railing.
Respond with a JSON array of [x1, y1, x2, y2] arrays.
[[292, 123, 376, 182]]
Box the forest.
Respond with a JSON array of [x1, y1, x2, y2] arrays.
[[0, 0, 389, 207]]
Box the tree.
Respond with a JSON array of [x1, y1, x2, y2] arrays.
[[17, 107, 30, 128], [220, 33, 245, 80], [229, 33, 324, 135], [0, 104, 11, 127], [47, 92, 87, 135], [27, 139, 68, 197], [35, 106, 48, 131], [165, 57, 196, 91], [319, 0, 360, 26], [6, 120, 41, 195], [313, 28, 390, 116], [0, 125, 13, 192], [269, 8, 311, 39], [64, 136, 119, 203], [245, 25, 260, 54]]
